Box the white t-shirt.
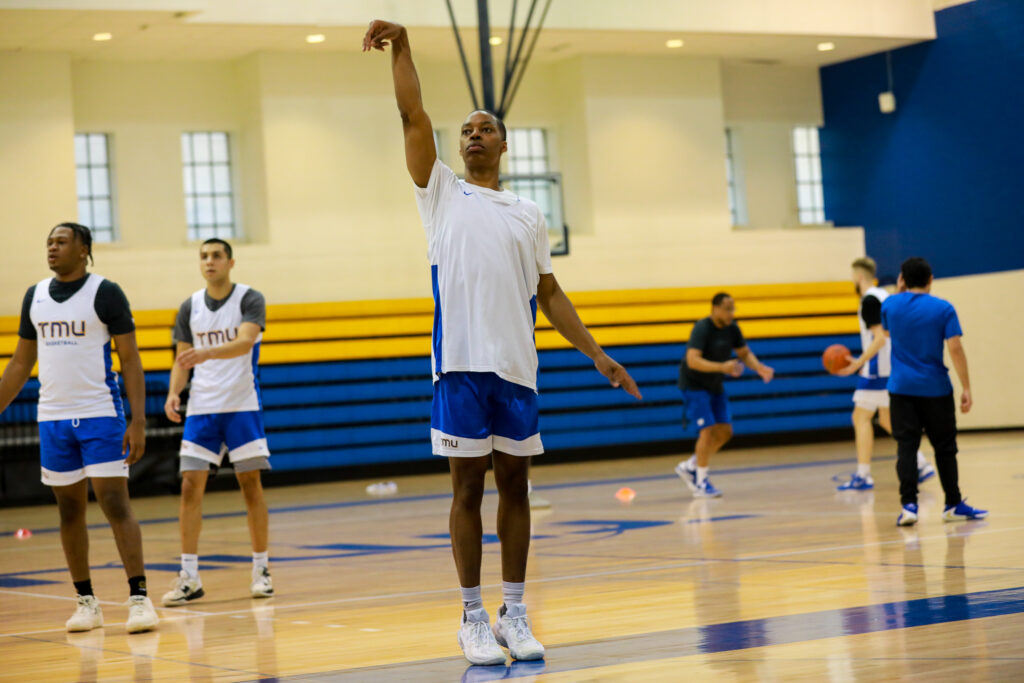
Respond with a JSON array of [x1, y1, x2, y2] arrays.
[[415, 160, 553, 391], [859, 286, 892, 380], [182, 284, 263, 416], [30, 274, 124, 421]]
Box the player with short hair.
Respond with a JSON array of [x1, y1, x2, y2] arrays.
[[836, 256, 935, 490], [0, 222, 159, 633], [364, 19, 641, 666], [675, 293, 774, 497], [883, 257, 987, 526], [162, 238, 273, 606]]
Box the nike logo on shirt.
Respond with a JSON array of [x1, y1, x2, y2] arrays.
[[463, 191, 473, 196]]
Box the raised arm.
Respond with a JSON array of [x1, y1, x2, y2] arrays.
[[0, 338, 37, 415], [363, 20, 436, 187], [946, 335, 972, 413], [537, 274, 641, 399], [113, 331, 147, 464]]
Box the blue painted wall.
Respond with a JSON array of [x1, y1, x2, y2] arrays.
[[820, 0, 1024, 282]]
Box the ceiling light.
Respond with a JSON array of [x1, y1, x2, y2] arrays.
[[92, 32, 112, 42], [665, 39, 684, 49], [306, 34, 326, 44], [489, 36, 503, 46], [817, 42, 835, 52]]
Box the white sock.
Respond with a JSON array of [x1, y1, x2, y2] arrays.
[[181, 553, 199, 579], [916, 451, 928, 468], [696, 466, 709, 485], [252, 551, 269, 571], [461, 585, 483, 613], [687, 454, 697, 469], [502, 581, 525, 608], [857, 463, 871, 478]]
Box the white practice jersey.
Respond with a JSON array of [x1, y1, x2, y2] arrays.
[[859, 286, 892, 380], [185, 283, 263, 416], [30, 274, 124, 422], [415, 160, 553, 391]]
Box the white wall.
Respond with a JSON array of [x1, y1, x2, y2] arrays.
[[722, 62, 823, 229], [933, 269, 1024, 430], [0, 50, 862, 313], [0, 52, 77, 261]]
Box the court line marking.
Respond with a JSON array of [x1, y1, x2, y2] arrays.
[[274, 586, 1024, 680], [5, 439, 1019, 538], [6, 520, 1012, 629]]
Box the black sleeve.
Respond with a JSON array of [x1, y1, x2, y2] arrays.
[[240, 289, 267, 331], [731, 323, 747, 348], [18, 286, 36, 340], [94, 280, 135, 336], [172, 298, 193, 345], [687, 319, 709, 353], [860, 294, 882, 328]]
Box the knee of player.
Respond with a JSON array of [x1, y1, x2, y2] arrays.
[[55, 494, 87, 523], [96, 488, 132, 521], [718, 424, 734, 441], [180, 474, 206, 502], [236, 472, 264, 498], [496, 473, 528, 501], [451, 480, 485, 508]]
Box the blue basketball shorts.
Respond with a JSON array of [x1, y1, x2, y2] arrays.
[[39, 416, 129, 486], [181, 410, 271, 466], [683, 389, 732, 431], [431, 372, 543, 457]]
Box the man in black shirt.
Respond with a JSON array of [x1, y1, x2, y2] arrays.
[[675, 293, 774, 497]]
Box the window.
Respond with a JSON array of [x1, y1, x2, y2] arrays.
[[182, 132, 236, 240], [724, 128, 747, 226], [793, 126, 825, 224], [74, 133, 115, 242], [504, 128, 567, 255]]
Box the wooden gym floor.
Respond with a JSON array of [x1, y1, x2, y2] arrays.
[[1, 430, 1022, 681]]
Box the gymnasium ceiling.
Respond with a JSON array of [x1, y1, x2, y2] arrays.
[[0, 1, 964, 66]]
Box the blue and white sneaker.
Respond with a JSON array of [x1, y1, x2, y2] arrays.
[[918, 463, 936, 484], [943, 499, 988, 522], [694, 479, 722, 498], [837, 474, 874, 491], [674, 461, 698, 493], [897, 503, 918, 526]]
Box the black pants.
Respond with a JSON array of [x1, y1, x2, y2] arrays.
[[890, 392, 961, 507]]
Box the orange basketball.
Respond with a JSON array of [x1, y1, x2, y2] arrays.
[[822, 344, 852, 374]]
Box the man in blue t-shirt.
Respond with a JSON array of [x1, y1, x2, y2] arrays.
[[881, 257, 987, 526]]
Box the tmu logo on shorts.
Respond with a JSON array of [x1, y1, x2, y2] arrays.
[[196, 327, 239, 346], [441, 437, 459, 448]]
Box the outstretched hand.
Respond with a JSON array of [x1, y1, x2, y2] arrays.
[[362, 20, 405, 52], [594, 354, 642, 400]]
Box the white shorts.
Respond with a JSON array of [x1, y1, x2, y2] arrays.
[[853, 389, 890, 411]]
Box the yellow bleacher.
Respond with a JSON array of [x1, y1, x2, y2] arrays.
[[0, 281, 858, 374]]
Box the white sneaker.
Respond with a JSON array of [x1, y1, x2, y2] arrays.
[[125, 595, 159, 634], [457, 608, 506, 666], [675, 461, 698, 493], [251, 566, 274, 598], [493, 603, 545, 661], [162, 571, 205, 607], [66, 594, 104, 632]]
